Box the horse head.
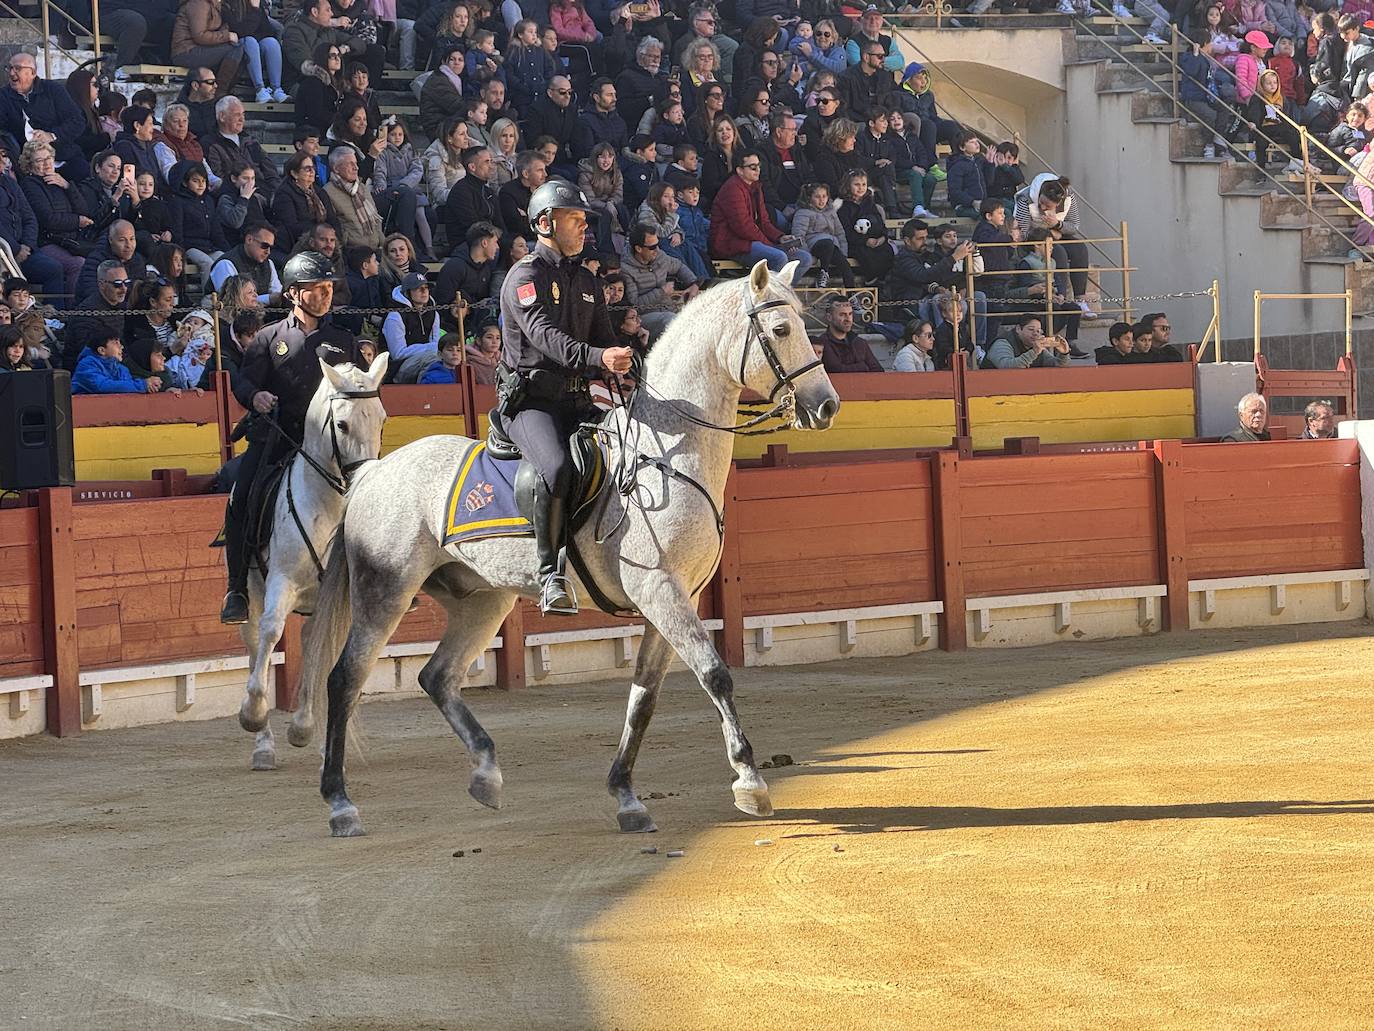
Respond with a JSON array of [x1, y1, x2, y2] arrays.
[[741, 260, 841, 431], [311, 352, 390, 480]]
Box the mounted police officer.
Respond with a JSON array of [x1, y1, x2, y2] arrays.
[[498, 179, 634, 615], [219, 251, 362, 624]]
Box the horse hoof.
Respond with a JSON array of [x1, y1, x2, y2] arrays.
[[286, 720, 313, 748], [733, 786, 774, 818], [468, 771, 503, 810], [238, 699, 268, 734], [329, 805, 366, 837], [250, 747, 277, 771], [617, 808, 658, 833]]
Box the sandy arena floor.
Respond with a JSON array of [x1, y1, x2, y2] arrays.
[[2, 623, 1374, 1030]]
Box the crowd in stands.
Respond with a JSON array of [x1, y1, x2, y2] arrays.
[[0, 0, 1141, 389], [0, 0, 1357, 394]]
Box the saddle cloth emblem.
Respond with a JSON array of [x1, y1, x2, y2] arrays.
[[464, 481, 495, 513]]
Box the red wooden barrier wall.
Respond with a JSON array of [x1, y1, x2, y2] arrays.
[[0, 507, 44, 678], [1180, 438, 1362, 579], [732, 459, 938, 616], [959, 452, 1161, 597], [4, 439, 1367, 736]]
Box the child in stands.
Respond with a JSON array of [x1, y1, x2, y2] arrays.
[[791, 181, 854, 288]]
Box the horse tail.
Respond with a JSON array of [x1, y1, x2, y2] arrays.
[[287, 525, 352, 748]]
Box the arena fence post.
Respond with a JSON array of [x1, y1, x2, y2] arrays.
[[38, 487, 80, 736], [715, 464, 745, 668], [276, 616, 302, 712], [1152, 439, 1189, 632], [459, 361, 480, 440], [495, 605, 526, 690], [212, 370, 235, 466], [931, 452, 967, 651]]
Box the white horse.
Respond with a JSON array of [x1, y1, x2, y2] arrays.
[[292, 262, 839, 837], [237, 354, 389, 771]]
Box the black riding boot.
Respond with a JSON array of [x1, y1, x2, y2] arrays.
[[533, 477, 577, 616], [219, 495, 250, 625]]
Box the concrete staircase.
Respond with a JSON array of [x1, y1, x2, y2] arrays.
[[1067, 14, 1374, 319]]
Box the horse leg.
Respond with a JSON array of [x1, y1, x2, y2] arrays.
[[607, 624, 671, 832], [638, 581, 772, 818], [240, 574, 292, 735], [321, 560, 427, 838], [417, 588, 514, 811], [235, 585, 276, 770]]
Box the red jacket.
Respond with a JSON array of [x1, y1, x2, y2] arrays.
[[708, 173, 781, 258]]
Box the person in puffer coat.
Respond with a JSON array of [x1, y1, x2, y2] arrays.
[[73, 334, 159, 394], [167, 159, 228, 285]]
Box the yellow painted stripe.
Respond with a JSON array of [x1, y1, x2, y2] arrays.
[[382, 414, 467, 454], [73, 423, 222, 480], [732, 399, 958, 459], [445, 441, 488, 537], [968, 389, 1196, 449]]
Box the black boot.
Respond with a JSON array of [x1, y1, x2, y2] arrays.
[[532, 477, 577, 616], [220, 498, 250, 625]]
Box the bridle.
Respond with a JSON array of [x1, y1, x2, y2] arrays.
[[636, 295, 823, 435]]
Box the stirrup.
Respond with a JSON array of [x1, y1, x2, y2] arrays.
[[539, 574, 579, 616]]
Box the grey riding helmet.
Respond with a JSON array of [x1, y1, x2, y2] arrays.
[[281, 250, 338, 292], [527, 179, 595, 234]]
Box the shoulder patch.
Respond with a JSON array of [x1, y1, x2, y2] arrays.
[[518, 253, 537, 264], [516, 282, 537, 306]]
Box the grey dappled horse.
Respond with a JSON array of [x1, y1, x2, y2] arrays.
[[236, 355, 389, 771], [292, 262, 840, 837]]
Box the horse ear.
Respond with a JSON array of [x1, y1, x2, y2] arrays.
[[776, 260, 800, 288], [748, 259, 770, 298], [320, 358, 349, 392], [366, 350, 390, 387]]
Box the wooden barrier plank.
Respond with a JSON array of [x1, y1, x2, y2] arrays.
[[1180, 465, 1358, 504], [38, 489, 80, 736], [733, 460, 932, 501], [738, 521, 933, 566], [0, 510, 45, 677], [962, 508, 1156, 548], [963, 364, 1195, 397], [964, 554, 1162, 597], [1179, 439, 1357, 473], [73, 391, 220, 428], [736, 492, 931, 533]]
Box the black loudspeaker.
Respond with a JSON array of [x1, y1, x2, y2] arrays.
[[0, 369, 75, 491]]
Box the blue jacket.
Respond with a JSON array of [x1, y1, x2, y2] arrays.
[[0, 172, 39, 252], [418, 359, 459, 384], [1178, 50, 1216, 104], [73, 346, 147, 394], [677, 201, 710, 258], [946, 153, 992, 210], [620, 152, 658, 215], [0, 79, 87, 171]]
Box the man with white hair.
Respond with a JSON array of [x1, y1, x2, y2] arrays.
[[1222, 393, 1271, 442], [323, 147, 384, 250], [204, 97, 281, 197], [0, 52, 87, 176]]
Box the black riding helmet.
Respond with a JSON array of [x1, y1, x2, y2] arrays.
[[281, 250, 337, 292], [527, 178, 595, 235]]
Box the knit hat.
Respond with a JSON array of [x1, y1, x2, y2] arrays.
[[1244, 29, 1272, 49], [186, 308, 213, 325], [903, 61, 926, 81]]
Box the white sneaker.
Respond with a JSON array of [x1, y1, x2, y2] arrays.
[[1203, 143, 1216, 158], [1076, 299, 1099, 319], [1283, 157, 1305, 174], [1057, 0, 1076, 11], [255, 87, 273, 104], [271, 87, 289, 103], [967, 0, 994, 13], [912, 204, 937, 219], [1142, 31, 1167, 44], [1112, 4, 1132, 17]]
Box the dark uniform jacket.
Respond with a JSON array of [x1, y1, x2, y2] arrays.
[[499, 241, 612, 382], [235, 315, 361, 440]]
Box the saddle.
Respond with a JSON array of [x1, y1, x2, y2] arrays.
[[485, 405, 604, 530]]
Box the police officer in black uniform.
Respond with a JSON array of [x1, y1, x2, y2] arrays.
[[219, 251, 362, 624], [499, 180, 634, 615]]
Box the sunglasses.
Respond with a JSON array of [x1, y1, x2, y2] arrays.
[[740, 162, 761, 169], [819, 97, 839, 105], [198, 77, 218, 85], [552, 87, 572, 95], [637, 241, 659, 250], [105, 279, 131, 288]]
